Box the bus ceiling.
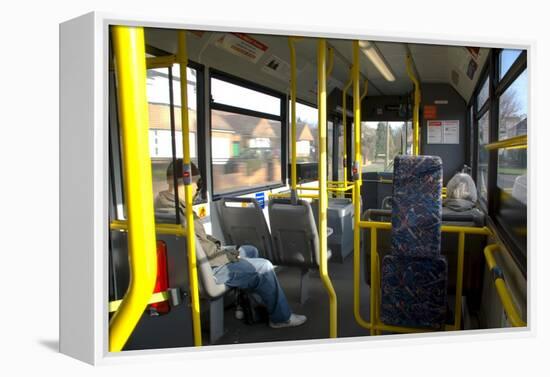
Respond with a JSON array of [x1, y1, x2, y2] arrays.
[[144, 28, 490, 105]]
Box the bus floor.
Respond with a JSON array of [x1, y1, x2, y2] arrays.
[[208, 253, 479, 346], [208, 254, 374, 346]]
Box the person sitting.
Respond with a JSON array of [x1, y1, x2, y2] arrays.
[[155, 159, 307, 328]]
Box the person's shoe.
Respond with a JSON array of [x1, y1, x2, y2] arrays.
[[269, 313, 307, 328]]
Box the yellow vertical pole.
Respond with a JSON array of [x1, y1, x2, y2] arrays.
[[454, 232, 466, 330], [406, 54, 421, 155], [318, 39, 338, 338], [352, 40, 367, 333], [342, 69, 352, 185], [288, 37, 298, 199], [370, 228, 378, 335], [177, 31, 202, 346], [109, 26, 158, 352]]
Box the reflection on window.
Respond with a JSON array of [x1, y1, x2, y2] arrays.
[[289, 102, 318, 164], [498, 70, 527, 140], [360, 121, 411, 172], [211, 109, 282, 195], [212, 78, 280, 116], [147, 65, 199, 204], [499, 49, 522, 80], [477, 112, 490, 202], [497, 148, 527, 205], [477, 76, 490, 111]]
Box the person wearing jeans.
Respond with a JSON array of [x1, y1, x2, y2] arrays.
[[212, 245, 292, 324], [155, 159, 306, 328]]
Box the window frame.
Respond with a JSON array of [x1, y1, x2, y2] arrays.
[[491, 49, 528, 274], [209, 68, 287, 199], [469, 54, 491, 211], [109, 47, 208, 221], [467, 48, 528, 276]]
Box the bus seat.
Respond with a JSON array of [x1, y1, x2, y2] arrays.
[[268, 198, 331, 303], [380, 155, 448, 328], [215, 197, 274, 262], [155, 210, 228, 344]]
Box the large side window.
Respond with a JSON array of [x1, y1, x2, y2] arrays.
[[476, 111, 490, 202], [290, 101, 319, 164], [210, 72, 285, 197], [494, 50, 527, 259], [147, 64, 203, 210], [497, 69, 527, 196]]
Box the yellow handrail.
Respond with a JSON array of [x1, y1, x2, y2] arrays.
[[146, 55, 176, 69], [269, 192, 319, 200], [295, 185, 354, 192], [342, 67, 353, 185], [485, 135, 527, 151], [177, 31, 202, 347], [406, 54, 421, 156], [318, 39, 338, 338], [109, 26, 158, 352], [484, 244, 527, 327], [351, 39, 372, 333], [354, 220, 492, 334], [110, 220, 186, 236], [109, 291, 170, 313], [288, 37, 303, 198]]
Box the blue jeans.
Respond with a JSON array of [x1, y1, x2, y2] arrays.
[[212, 245, 292, 323]]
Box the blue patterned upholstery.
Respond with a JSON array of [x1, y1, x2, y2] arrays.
[[391, 155, 442, 258], [381, 255, 447, 327], [380, 155, 447, 328]]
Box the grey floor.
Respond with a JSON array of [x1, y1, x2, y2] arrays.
[[211, 253, 376, 345]]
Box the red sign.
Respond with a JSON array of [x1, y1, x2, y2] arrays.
[[423, 105, 437, 120], [232, 33, 268, 51]]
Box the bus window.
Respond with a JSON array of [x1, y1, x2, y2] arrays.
[[477, 76, 490, 111], [337, 122, 344, 181], [476, 111, 490, 202], [290, 101, 319, 164], [210, 74, 284, 196], [211, 77, 281, 116], [497, 69, 527, 201], [360, 121, 411, 172], [499, 49, 523, 80], [146, 65, 200, 209]]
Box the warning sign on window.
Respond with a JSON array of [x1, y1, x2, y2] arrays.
[[215, 33, 268, 64]]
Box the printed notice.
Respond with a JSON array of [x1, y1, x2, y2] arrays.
[[427, 120, 460, 144], [215, 33, 268, 63], [262, 55, 291, 81], [427, 121, 443, 144], [442, 120, 460, 144]]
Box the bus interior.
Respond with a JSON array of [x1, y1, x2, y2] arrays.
[[107, 26, 528, 352]]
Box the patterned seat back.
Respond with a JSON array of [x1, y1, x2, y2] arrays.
[[381, 155, 447, 328], [391, 155, 442, 257]]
